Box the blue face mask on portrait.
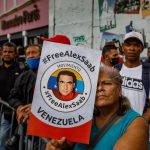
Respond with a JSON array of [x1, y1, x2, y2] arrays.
[[26, 58, 40, 70]]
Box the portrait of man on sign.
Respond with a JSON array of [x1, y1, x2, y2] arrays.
[[53, 70, 78, 101]]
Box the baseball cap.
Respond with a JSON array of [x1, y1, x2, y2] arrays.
[[123, 31, 144, 46], [38, 34, 71, 45]]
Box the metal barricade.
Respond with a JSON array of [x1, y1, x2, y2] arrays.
[[0, 98, 16, 138], [0, 98, 48, 150]]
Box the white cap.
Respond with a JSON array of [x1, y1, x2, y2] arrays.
[[123, 31, 144, 46]]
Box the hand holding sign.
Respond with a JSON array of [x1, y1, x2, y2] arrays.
[[17, 104, 32, 124], [46, 137, 74, 150]]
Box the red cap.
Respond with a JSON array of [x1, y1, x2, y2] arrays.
[[38, 34, 71, 45]]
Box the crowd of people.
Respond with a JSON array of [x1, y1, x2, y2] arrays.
[[0, 31, 150, 150]]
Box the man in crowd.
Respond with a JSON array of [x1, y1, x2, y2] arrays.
[[114, 31, 150, 147], [0, 42, 22, 150], [145, 46, 150, 63], [8, 44, 41, 124], [53, 70, 78, 101], [101, 42, 123, 66]]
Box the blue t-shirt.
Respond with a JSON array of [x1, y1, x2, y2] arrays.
[[74, 109, 141, 150]]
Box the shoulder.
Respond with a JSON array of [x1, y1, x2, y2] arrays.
[[125, 115, 148, 142], [123, 110, 148, 136], [21, 69, 35, 76], [119, 109, 141, 128], [114, 63, 123, 71], [125, 109, 148, 130], [142, 61, 150, 68], [125, 109, 140, 117], [17, 70, 36, 81], [114, 115, 148, 150], [122, 109, 147, 128], [53, 89, 59, 94], [130, 116, 148, 127]]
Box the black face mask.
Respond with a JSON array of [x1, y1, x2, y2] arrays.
[[110, 58, 119, 66]]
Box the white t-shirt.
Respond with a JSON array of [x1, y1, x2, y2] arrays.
[[120, 64, 147, 115]]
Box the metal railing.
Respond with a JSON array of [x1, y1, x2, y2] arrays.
[[0, 98, 48, 150]]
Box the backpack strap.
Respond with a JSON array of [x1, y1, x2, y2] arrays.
[[142, 62, 150, 99], [87, 113, 119, 150], [142, 62, 150, 112]]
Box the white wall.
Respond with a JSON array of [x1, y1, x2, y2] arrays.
[[49, 0, 150, 59], [49, 0, 100, 50]]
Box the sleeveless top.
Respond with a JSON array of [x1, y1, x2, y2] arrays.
[[73, 109, 141, 150]]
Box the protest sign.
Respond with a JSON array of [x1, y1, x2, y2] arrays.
[[27, 41, 101, 144]]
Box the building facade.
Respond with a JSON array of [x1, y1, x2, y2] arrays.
[[0, 0, 49, 46]]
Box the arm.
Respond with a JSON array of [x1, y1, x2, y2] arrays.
[[8, 70, 35, 109], [9, 70, 37, 125], [8, 74, 25, 109], [46, 137, 74, 150], [8, 71, 34, 124], [113, 117, 148, 150]]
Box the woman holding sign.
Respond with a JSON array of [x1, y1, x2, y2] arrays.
[[46, 66, 148, 150]]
